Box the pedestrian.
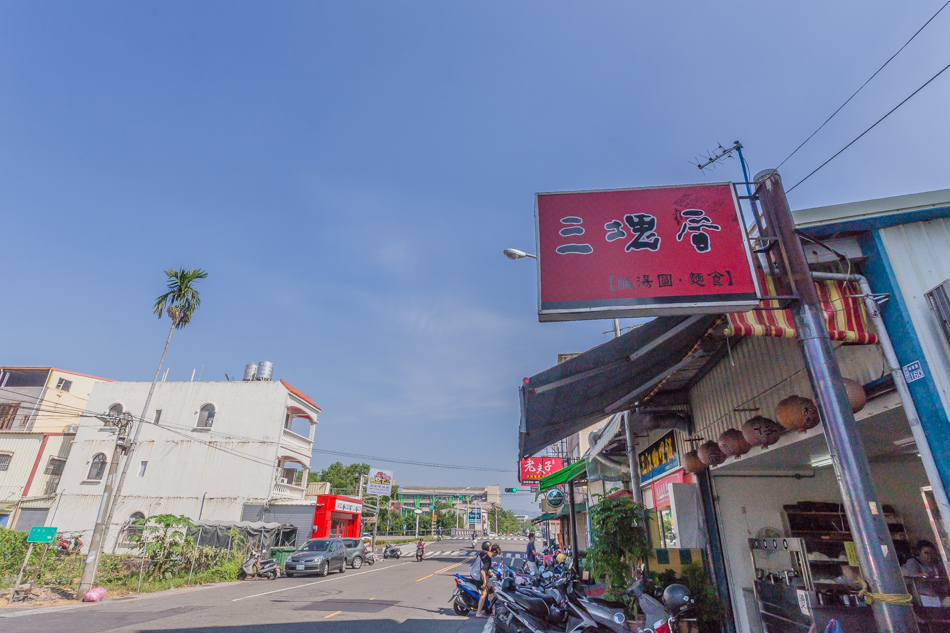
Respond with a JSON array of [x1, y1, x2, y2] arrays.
[[525, 532, 538, 575], [471, 541, 494, 618]]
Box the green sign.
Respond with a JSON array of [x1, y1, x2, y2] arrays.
[[27, 526, 57, 544], [428, 505, 436, 510]]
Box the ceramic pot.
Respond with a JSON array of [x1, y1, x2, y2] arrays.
[[718, 428, 751, 457], [683, 450, 707, 473], [697, 440, 726, 466], [776, 395, 821, 431], [742, 416, 783, 447], [843, 378, 867, 413]]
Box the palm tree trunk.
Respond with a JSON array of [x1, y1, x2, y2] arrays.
[[101, 319, 177, 545]]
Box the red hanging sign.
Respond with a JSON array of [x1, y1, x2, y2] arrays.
[[535, 183, 760, 321], [519, 457, 563, 484]]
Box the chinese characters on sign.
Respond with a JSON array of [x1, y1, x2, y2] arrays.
[[535, 184, 760, 321], [366, 467, 394, 496], [519, 457, 564, 484], [638, 431, 680, 485]]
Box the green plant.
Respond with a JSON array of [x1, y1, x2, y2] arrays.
[[132, 514, 195, 579], [585, 491, 650, 603], [679, 562, 724, 633]]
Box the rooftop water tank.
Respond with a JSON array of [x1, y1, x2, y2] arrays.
[[255, 361, 274, 381], [243, 363, 258, 381]]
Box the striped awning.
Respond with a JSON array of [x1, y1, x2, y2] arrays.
[[725, 277, 878, 344]]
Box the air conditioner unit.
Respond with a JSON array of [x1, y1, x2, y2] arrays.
[[278, 478, 289, 484], [925, 280, 950, 357]]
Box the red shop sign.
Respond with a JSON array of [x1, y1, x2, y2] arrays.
[[519, 457, 563, 484], [651, 470, 689, 508], [535, 183, 760, 322]]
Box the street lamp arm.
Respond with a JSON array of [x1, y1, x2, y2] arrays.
[[503, 248, 537, 260]]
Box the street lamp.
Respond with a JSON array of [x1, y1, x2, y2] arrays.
[[503, 247, 619, 336], [503, 248, 536, 260]]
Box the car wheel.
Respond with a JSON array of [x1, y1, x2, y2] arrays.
[[339, 560, 346, 573], [319, 561, 329, 577], [352, 556, 363, 569], [285, 571, 294, 578]]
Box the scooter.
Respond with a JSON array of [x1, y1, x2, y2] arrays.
[[238, 550, 280, 580], [450, 573, 498, 616], [415, 541, 425, 561], [382, 543, 402, 559], [57, 533, 83, 554]]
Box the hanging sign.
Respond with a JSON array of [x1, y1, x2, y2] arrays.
[[335, 498, 362, 513], [366, 467, 394, 496], [638, 431, 680, 485], [468, 507, 482, 524], [545, 488, 565, 508], [519, 457, 563, 485], [535, 183, 760, 321]]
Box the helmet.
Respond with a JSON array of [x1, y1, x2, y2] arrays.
[[556, 552, 566, 563], [661, 584, 693, 615], [543, 555, 554, 566], [482, 541, 492, 551]]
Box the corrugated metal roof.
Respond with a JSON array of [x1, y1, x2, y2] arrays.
[[793, 189, 950, 229]]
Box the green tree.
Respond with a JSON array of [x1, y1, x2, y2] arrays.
[[309, 462, 370, 494], [486, 504, 521, 534]]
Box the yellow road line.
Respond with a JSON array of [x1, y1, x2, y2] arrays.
[[420, 556, 475, 581], [415, 574, 435, 582], [324, 611, 342, 619]]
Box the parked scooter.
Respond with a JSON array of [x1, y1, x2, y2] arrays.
[[364, 544, 377, 566], [450, 572, 498, 616], [382, 543, 402, 559], [415, 541, 425, 561], [57, 533, 83, 554], [238, 550, 280, 580]]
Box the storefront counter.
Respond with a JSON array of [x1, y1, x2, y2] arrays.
[[754, 581, 875, 633]]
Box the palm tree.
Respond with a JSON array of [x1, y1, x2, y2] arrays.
[[81, 268, 208, 594]]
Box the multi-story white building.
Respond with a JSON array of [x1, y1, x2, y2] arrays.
[[51, 370, 320, 551], [0, 366, 111, 529]]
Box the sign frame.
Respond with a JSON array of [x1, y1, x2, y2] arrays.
[[535, 183, 761, 321], [637, 430, 680, 485], [519, 456, 564, 485]]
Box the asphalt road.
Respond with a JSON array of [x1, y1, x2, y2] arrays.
[[0, 538, 523, 633]]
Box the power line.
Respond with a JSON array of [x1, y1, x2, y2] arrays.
[[311, 448, 515, 472], [787, 59, 950, 194], [777, 0, 950, 171]]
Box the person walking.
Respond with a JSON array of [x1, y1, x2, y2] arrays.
[[525, 532, 538, 575], [471, 541, 494, 618]]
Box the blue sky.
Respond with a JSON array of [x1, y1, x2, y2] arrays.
[[2, 2, 948, 511]]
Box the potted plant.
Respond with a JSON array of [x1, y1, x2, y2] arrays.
[[585, 490, 650, 622]]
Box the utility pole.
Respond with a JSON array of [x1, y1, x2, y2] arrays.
[[756, 169, 917, 633], [77, 412, 132, 600]]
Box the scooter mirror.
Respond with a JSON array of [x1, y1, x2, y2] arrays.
[[625, 580, 645, 598]]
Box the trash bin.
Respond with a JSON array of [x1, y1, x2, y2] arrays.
[[270, 546, 297, 571]]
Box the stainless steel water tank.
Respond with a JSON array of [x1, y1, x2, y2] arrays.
[[255, 361, 274, 381], [243, 363, 258, 381]]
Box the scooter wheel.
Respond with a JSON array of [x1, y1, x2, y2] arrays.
[[453, 600, 471, 616], [237, 570, 247, 580]]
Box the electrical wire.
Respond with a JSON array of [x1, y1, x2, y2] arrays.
[[311, 448, 516, 472], [787, 59, 950, 194], [776, 0, 950, 171]]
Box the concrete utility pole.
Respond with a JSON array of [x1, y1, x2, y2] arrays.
[[756, 169, 918, 633], [77, 412, 132, 600]]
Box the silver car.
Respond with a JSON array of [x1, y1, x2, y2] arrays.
[[285, 538, 347, 577], [342, 538, 372, 568]]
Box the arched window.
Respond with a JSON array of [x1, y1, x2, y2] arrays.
[[121, 511, 147, 547], [196, 404, 215, 428], [87, 453, 107, 480]]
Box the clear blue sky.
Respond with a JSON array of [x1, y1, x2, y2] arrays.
[[3, 2, 948, 507]]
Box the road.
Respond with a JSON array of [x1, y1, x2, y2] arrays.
[[0, 538, 527, 633]]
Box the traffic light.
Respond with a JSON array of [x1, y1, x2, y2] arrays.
[[504, 487, 518, 493]]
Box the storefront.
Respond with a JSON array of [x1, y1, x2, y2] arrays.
[[311, 494, 362, 539]]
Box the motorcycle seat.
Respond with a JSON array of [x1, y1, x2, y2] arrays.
[[585, 596, 626, 610]]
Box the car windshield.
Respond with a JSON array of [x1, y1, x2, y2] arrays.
[[298, 540, 332, 552]]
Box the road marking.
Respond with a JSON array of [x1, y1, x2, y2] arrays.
[[231, 561, 414, 602], [369, 597, 375, 600], [324, 610, 342, 619], [417, 556, 473, 582], [415, 574, 435, 582]]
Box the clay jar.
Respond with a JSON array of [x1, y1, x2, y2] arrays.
[[683, 450, 708, 474], [843, 378, 867, 413], [775, 395, 821, 432], [718, 428, 751, 457], [697, 440, 727, 466], [742, 416, 783, 447]]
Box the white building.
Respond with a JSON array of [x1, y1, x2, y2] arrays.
[[50, 374, 320, 551], [0, 367, 111, 529]]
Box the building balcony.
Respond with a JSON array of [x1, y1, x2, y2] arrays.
[[280, 427, 312, 462], [272, 481, 307, 501]]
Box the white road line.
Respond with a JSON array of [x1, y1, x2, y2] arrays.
[[231, 561, 415, 602]]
